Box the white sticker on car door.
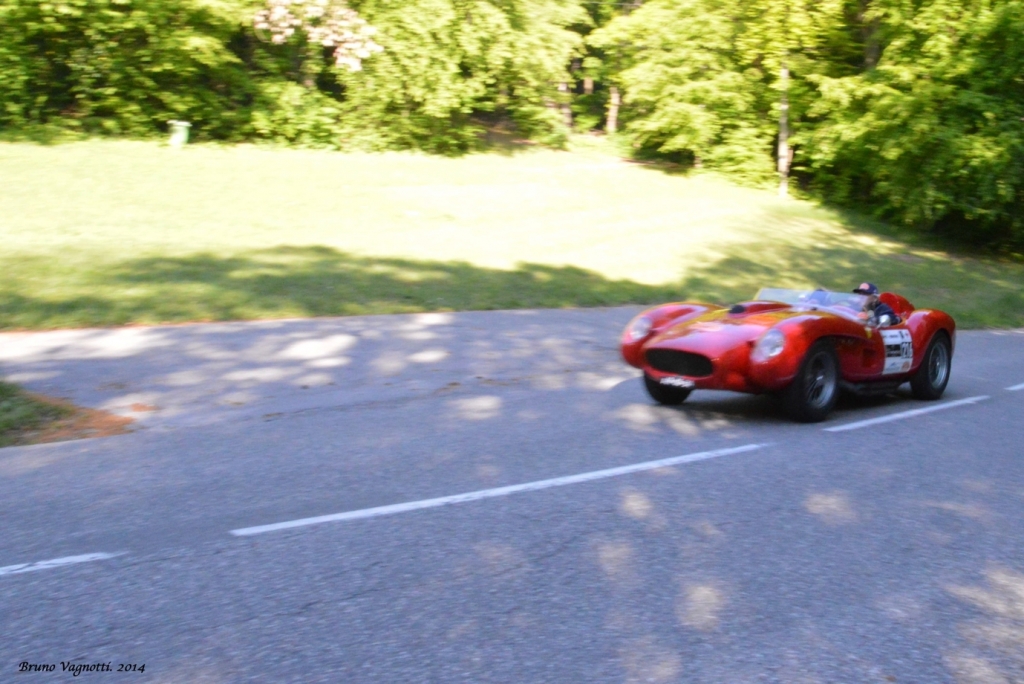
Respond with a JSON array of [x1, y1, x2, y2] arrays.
[[881, 329, 913, 374]]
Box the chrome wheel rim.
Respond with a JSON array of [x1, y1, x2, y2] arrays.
[[806, 353, 837, 409], [929, 341, 950, 388]]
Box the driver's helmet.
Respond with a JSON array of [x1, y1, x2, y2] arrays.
[[853, 282, 880, 296]]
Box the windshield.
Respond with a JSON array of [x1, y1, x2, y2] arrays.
[[755, 288, 869, 312]]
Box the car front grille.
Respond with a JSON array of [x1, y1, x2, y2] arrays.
[[645, 349, 714, 377]]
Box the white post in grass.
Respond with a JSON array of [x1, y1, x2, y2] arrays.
[[168, 121, 191, 148]]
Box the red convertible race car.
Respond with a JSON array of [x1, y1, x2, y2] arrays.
[[620, 288, 956, 422]]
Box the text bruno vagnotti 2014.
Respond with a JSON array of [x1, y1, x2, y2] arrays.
[[18, 661, 146, 676]]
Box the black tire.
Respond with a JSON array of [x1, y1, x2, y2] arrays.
[[643, 373, 692, 405], [783, 340, 840, 423], [909, 332, 951, 400]]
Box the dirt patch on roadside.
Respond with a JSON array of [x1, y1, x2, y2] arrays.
[[4, 393, 134, 447]]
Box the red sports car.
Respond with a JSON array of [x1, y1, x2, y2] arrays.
[[620, 288, 956, 422]]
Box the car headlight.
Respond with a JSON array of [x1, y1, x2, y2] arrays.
[[626, 315, 653, 341], [752, 329, 785, 362]]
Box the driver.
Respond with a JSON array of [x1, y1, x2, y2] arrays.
[[853, 282, 899, 325]]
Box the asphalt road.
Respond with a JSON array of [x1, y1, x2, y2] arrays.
[[2, 308, 1023, 684]]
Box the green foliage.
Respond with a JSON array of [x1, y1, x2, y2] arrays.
[[561, 0, 621, 133], [590, 0, 1024, 246], [330, 0, 585, 151], [804, 0, 1024, 246], [0, 0, 586, 151], [589, 0, 777, 181], [246, 81, 338, 147], [0, 0, 257, 138]]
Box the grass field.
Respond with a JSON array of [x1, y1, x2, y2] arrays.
[[2, 137, 1023, 330]]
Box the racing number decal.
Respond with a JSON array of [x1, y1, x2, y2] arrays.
[[881, 329, 913, 374]]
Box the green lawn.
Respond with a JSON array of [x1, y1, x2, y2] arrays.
[[2, 137, 1023, 330]]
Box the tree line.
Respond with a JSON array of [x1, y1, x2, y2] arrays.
[[2, 0, 1022, 247]]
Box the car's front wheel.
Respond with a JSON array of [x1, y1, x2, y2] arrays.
[[644, 373, 692, 405], [783, 340, 839, 422], [910, 332, 951, 400]]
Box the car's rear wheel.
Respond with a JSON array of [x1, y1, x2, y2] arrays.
[[910, 332, 951, 400], [783, 340, 839, 423], [643, 373, 692, 405]]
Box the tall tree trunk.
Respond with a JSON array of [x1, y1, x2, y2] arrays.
[[858, 0, 880, 68], [777, 64, 790, 198], [558, 81, 573, 128], [300, 47, 315, 89], [607, 86, 620, 134], [864, 30, 880, 68]]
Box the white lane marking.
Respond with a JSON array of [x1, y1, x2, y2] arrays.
[[824, 396, 990, 433], [0, 552, 124, 577], [231, 443, 766, 536], [1006, 382, 1024, 391]]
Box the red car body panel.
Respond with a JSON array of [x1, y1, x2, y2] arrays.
[[621, 293, 956, 395], [619, 304, 710, 368]]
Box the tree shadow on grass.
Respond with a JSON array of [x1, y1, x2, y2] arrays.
[[0, 247, 684, 330], [671, 227, 1024, 329], [632, 156, 1024, 261], [2, 230, 1023, 330]]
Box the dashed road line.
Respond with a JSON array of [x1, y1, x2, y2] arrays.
[[1006, 382, 1024, 391], [231, 443, 767, 536], [824, 396, 990, 433], [0, 552, 125, 577]]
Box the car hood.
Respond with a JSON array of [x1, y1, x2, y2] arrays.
[[646, 305, 834, 357]]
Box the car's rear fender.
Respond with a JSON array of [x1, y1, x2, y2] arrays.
[[880, 292, 915, 321], [905, 310, 956, 371], [621, 303, 713, 368]]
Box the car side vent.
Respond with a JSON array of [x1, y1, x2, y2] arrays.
[[645, 350, 714, 377]]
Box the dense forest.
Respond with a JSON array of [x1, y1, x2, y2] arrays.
[[2, 0, 1022, 247]]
